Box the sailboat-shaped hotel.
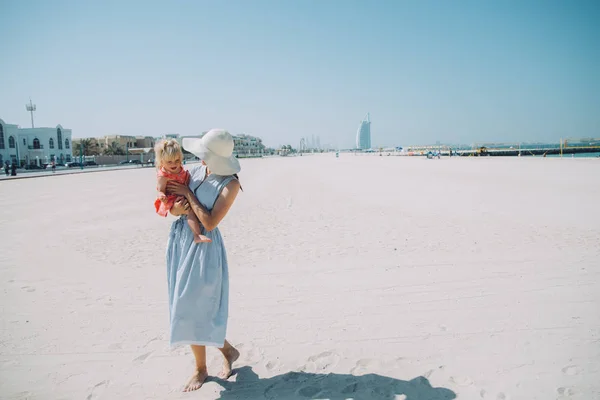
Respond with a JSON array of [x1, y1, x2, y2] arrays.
[[356, 113, 371, 150]]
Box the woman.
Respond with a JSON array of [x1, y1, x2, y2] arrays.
[[166, 129, 242, 392]]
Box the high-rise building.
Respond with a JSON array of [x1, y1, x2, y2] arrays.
[[356, 113, 371, 149]]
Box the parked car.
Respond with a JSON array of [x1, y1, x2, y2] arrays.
[[66, 162, 82, 168], [84, 161, 97, 166]]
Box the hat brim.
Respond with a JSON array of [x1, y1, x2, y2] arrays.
[[183, 138, 241, 176]]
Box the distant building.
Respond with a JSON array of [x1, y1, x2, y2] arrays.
[[232, 134, 265, 156], [356, 113, 371, 150], [0, 117, 73, 166], [136, 136, 156, 149], [97, 135, 137, 152]]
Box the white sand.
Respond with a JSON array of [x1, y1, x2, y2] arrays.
[[1, 155, 599, 400]]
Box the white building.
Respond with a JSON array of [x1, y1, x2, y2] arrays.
[[233, 134, 265, 156], [356, 113, 372, 150], [0, 118, 73, 166]]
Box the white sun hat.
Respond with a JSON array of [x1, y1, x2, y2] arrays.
[[182, 129, 241, 176]]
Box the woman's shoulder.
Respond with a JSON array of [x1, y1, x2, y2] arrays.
[[187, 164, 206, 178], [212, 174, 241, 192]]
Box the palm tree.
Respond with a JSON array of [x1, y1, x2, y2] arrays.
[[103, 141, 126, 156], [87, 139, 100, 156], [77, 138, 92, 156]]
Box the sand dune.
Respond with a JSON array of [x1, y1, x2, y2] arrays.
[[1, 155, 599, 399]]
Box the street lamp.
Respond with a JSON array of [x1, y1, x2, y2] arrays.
[[79, 143, 84, 169], [25, 98, 36, 128]]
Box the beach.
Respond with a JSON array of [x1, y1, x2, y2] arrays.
[[1, 154, 599, 399]]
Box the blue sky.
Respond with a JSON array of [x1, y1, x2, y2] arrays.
[[1, 0, 598, 148]]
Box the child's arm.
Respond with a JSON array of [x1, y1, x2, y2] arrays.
[[157, 176, 169, 201]]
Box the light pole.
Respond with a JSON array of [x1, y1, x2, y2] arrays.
[[79, 143, 84, 169], [15, 139, 20, 167], [25, 98, 36, 128]]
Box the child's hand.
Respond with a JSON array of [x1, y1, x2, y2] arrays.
[[159, 193, 168, 203]]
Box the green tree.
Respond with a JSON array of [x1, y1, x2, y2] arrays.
[[77, 139, 93, 156], [103, 141, 126, 156]]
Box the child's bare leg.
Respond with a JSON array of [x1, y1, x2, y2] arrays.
[[187, 211, 211, 243]]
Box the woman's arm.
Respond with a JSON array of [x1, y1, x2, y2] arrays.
[[167, 179, 241, 231]]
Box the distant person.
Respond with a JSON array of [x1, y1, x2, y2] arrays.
[[51, 160, 56, 173], [154, 139, 211, 244], [10, 163, 17, 176], [4, 162, 8, 176], [164, 129, 242, 392]]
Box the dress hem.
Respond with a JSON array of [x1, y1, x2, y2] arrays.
[[170, 339, 225, 349]]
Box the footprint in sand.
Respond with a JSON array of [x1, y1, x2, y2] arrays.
[[86, 380, 109, 400], [265, 360, 281, 371], [308, 351, 341, 371], [350, 358, 381, 375], [562, 365, 580, 376], [143, 336, 161, 348], [298, 351, 340, 373], [449, 375, 474, 387], [132, 352, 153, 364], [21, 286, 35, 292], [297, 385, 321, 397], [237, 342, 264, 365], [557, 387, 575, 397], [421, 365, 446, 380]]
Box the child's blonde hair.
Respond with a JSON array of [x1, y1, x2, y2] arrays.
[[154, 139, 184, 169]]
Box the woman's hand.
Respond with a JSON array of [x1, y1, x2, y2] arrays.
[[170, 198, 190, 216], [167, 181, 192, 198]]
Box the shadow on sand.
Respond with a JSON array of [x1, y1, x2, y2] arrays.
[[210, 366, 456, 400]]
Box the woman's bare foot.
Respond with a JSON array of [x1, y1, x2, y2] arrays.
[[218, 346, 240, 379], [194, 234, 212, 244], [183, 368, 208, 392]]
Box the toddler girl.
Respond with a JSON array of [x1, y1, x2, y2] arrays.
[[154, 139, 211, 244]]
